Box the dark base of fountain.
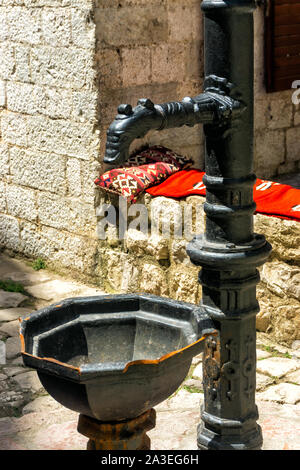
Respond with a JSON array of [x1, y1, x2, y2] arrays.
[[197, 420, 263, 451], [77, 409, 156, 450]]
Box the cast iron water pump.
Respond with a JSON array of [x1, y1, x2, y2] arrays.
[[103, 0, 272, 450], [21, 0, 272, 451]]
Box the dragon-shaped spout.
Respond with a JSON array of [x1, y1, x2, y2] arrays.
[[104, 75, 242, 166]]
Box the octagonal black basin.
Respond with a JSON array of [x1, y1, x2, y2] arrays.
[[20, 294, 215, 422]]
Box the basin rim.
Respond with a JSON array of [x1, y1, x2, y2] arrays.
[[20, 332, 214, 382]]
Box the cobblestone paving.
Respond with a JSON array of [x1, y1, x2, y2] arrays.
[[0, 252, 299, 450]]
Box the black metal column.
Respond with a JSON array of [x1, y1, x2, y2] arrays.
[[187, 0, 272, 450]]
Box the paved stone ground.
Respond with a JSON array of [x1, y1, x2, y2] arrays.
[[0, 252, 299, 451]]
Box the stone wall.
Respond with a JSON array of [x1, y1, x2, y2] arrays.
[[96, 0, 205, 168], [0, 0, 101, 277], [254, 9, 300, 178], [0, 1, 299, 347], [97, 192, 300, 347]]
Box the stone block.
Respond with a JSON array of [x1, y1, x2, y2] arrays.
[[37, 191, 96, 236], [170, 239, 190, 265], [256, 283, 300, 346], [14, 44, 31, 83], [257, 383, 300, 405], [103, 249, 136, 292], [0, 181, 6, 213], [19, 222, 98, 275], [151, 43, 186, 83], [25, 279, 84, 301], [0, 291, 27, 309], [13, 371, 44, 393], [257, 357, 299, 379], [0, 214, 20, 251], [0, 79, 6, 107], [5, 335, 21, 359], [0, 9, 9, 41], [95, 5, 168, 47], [254, 212, 300, 262], [147, 124, 203, 150], [256, 373, 274, 391], [121, 47, 151, 87], [125, 228, 148, 257], [6, 6, 43, 44], [2, 79, 26, 114], [0, 43, 14, 80], [6, 184, 37, 222], [256, 307, 272, 333], [185, 41, 203, 80], [97, 49, 122, 89], [294, 109, 300, 127], [0, 320, 22, 337], [1, 112, 28, 147], [277, 161, 298, 176], [254, 130, 285, 178], [254, 99, 268, 130], [41, 8, 71, 46], [261, 261, 300, 301], [26, 115, 99, 160], [71, 6, 95, 48], [150, 196, 183, 238], [168, 2, 202, 42], [119, 258, 140, 293], [72, 90, 98, 122], [30, 45, 95, 89], [146, 233, 169, 260], [10, 146, 66, 195], [286, 369, 300, 385], [139, 262, 168, 297], [267, 98, 293, 129], [81, 158, 101, 203], [66, 157, 81, 197], [0, 143, 9, 176], [286, 126, 300, 162], [168, 264, 200, 304]]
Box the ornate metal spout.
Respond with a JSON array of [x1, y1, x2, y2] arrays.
[[104, 75, 242, 165]]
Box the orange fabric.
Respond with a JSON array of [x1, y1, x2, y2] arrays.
[[146, 169, 300, 222]]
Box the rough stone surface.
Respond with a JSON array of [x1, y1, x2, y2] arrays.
[[257, 383, 300, 405], [0, 320, 20, 337], [25, 280, 85, 301], [5, 336, 21, 360], [2, 271, 51, 286], [0, 308, 32, 323], [0, 291, 27, 309], [12, 371, 44, 394], [256, 357, 300, 379]]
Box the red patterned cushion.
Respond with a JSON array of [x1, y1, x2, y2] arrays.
[[95, 146, 193, 203], [95, 161, 179, 204], [125, 145, 193, 169]]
